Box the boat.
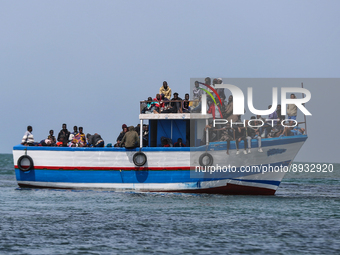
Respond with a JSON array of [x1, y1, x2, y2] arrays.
[[12, 99, 307, 195]]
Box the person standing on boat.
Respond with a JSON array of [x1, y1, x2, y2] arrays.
[[120, 126, 139, 149], [86, 133, 104, 147], [57, 124, 70, 147], [192, 81, 202, 108], [287, 94, 297, 120], [21, 126, 35, 146], [159, 81, 172, 100]]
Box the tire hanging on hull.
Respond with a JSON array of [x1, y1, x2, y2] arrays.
[[199, 152, 213, 167], [17, 155, 34, 171], [133, 152, 147, 167]]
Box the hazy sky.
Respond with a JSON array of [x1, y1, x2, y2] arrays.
[[1, 1, 339, 163]]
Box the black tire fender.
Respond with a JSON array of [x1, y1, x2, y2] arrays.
[[133, 152, 147, 167], [17, 155, 34, 171], [199, 153, 213, 167]]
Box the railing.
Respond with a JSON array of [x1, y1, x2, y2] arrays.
[[140, 100, 194, 114]]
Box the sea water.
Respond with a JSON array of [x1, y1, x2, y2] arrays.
[[1, 154, 339, 254]]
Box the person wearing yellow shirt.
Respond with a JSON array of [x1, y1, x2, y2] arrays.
[[159, 81, 172, 100]]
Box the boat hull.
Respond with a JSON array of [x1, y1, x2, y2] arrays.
[[13, 135, 307, 195]]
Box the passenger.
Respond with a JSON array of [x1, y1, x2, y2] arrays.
[[135, 124, 141, 135], [268, 121, 284, 138], [142, 97, 155, 114], [69, 126, 78, 143], [234, 124, 248, 155], [142, 124, 149, 147], [291, 126, 305, 136], [159, 81, 172, 100], [161, 92, 182, 113], [86, 133, 105, 147], [216, 78, 225, 100], [287, 94, 297, 120], [174, 138, 186, 147], [219, 122, 234, 155], [245, 119, 263, 153], [191, 77, 211, 113], [207, 98, 221, 119], [68, 137, 78, 147], [48, 130, 56, 145], [262, 105, 278, 138], [41, 130, 56, 146], [115, 126, 128, 147], [153, 94, 164, 113], [281, 121, 295, 137], [163, 139, 170, 147], [192, 80, 202, 108], [21, 126, 35, 146], [57, 124, 70, 147], [120, 126, 139, 149], [78, 127, 86, 147], [56, 135, 65, 147], [182, 93, 190, 113], [200, 121, 218, 145]]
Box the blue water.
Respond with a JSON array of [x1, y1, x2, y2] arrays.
[[1, 154, 340, 254]]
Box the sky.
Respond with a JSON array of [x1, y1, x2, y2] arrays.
[[1, 0, 339, 163]]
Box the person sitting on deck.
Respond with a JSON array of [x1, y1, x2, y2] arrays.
[[86, 133, 105, 147], [219, 122, 234, 155], [21, 126, 35, 146], [141, 97, 155, 114], [160, 92, 182, 113], [234, 124, 248, 155], [280, 120, 295, 137], [260, 105, 278, 138], [78, 127, 86, 147], [115, 125, 128, 147], [246, 119, 263, 153], [41, 130, 56, 146], [291, 126, 305, 136], [159, 81, 172, 100], [68, 126, 79, 146], [200, 121, 218, 145], [48, 130, 56, 145], [153, 94, 165, 113], [174, 138, 186, 147], [182, 93, 190, 113], [120, 126, 139, 149], [268, 121, 284, 138], [57, 124, 70, 147]]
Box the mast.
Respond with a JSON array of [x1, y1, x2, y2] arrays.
[[301, 82, 307, 134]]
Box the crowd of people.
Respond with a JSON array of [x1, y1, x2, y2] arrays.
[[21, 124, 105, 147], [140, 78, 305, 153], [21, 123, 149, 149], [21, 79, 305, 150]]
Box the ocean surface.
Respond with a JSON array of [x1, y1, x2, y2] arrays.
[[1, 154, 339, 254]]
